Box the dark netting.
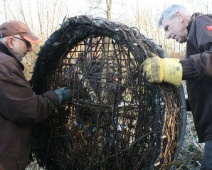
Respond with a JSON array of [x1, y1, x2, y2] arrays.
[[30, 15, 186, 170]]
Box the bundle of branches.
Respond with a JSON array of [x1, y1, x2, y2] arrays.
[[30, 15, 186, 170]]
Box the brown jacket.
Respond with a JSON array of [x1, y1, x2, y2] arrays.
[[180, 13, 212, 143], [0, 43, 59, 169]]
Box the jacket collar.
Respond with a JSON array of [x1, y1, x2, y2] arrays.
[[187, 13, 202, 33], [0, 42, 24, 70]]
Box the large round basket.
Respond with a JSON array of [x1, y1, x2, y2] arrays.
[[30, 15, 186, 170]]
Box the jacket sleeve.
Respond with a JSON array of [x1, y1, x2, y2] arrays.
[[180, 14, 212, 80], [0, 58, 59, 124]]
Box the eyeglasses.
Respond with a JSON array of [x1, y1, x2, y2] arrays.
[[13, 36, 32, 48]]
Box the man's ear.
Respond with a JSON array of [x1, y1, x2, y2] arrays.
[[176, 12, 184, 22], [6, 36, 14, 48]]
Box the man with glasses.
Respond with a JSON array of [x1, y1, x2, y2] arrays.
[[13, 36, 32, 48], [141, 4, 212, 169], [0, 21, 72, 169]]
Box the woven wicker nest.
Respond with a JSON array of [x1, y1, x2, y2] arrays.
[[30, 15, 186, 170]]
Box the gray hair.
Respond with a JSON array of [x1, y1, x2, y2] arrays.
[[0, 37, 7, 44], [158, 4, 191, 27]]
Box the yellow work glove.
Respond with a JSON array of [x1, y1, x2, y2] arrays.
[[140, 52, 182, 87]]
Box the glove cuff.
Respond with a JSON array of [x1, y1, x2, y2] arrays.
[[164, 58, 182, 87], [54, 89, 63, 104]]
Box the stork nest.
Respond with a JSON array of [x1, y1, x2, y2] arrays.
[[30, 15, 186, 170]]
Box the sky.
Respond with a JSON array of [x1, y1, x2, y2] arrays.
[[70, 0, 211, 16], [64, 0, 212, 26], [1, 0, 211, 23]]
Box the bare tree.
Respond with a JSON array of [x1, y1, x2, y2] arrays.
[[106, 0, 112, 20], [1, 0, 71, 79], [85, 0, 113, 20]]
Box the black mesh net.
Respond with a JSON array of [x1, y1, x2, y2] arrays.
[[30, 15, 186, 170]]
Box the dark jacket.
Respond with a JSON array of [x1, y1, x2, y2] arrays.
[[180, 13, 212, 143], [0, 43, 59, 170]]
